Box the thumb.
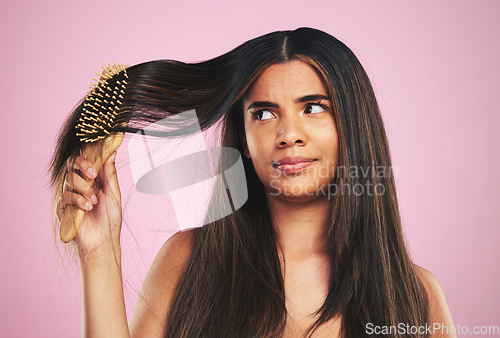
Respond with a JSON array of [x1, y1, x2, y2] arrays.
[[101, 151, 120, 198]]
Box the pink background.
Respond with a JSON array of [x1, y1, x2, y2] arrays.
[[1, 0, 499, 336]]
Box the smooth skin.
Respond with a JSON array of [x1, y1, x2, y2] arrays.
[[56, 61, 455, 337]]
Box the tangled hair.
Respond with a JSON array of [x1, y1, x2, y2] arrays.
[[49, 27, 429, 337]]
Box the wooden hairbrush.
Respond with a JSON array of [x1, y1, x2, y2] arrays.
[[59, 63, 130, 243]]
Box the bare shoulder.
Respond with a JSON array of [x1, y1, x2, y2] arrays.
[[130, 229, 195, 337], [413, 264, 447, 302], [158, 228, 195, 265], [413, 264, 455, 336]]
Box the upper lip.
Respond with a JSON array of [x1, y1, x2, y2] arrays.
[[274, 156, 316, 166]]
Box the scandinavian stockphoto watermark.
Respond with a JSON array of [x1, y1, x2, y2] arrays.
[[365, 322, 500, 336], [269, 164, 398, 198]]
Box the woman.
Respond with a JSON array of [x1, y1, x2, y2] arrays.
[[50, 27, 454, 337]]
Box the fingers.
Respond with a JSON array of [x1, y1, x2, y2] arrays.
[[63, 172, 98, 204], [57, 153, 120, 222], [64, 154, 99, 197], [66, 155, 97, 180], [57, 155, 99, 222], [55, 190, 94, 221]]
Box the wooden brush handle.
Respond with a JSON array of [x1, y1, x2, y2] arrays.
[[59, 133, 124, 243]]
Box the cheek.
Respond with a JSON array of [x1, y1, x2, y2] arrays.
[[245, 129, 274, 179], [245, 127, 266, 157], [317, 122, 339, 147], [316, 125, 340, 169]]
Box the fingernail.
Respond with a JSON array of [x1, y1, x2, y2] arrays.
[[85, 201, 93, 210], [87, 168, 96, 177], [91, 195, 98, 204]]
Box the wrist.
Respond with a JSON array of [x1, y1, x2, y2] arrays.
[[77, 241, 122, 268]]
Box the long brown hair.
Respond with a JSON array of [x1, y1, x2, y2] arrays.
[[49, 27, 429, 337]]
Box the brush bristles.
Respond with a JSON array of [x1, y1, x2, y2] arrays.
[[75, 63, 129, 143]]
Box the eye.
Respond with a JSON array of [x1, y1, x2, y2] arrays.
[[251, 109, 275, 121], [304, 103, 328, 115]]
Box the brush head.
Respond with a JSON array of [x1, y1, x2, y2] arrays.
[[59, 64, 129, 243], [76, 63, 130, 143]]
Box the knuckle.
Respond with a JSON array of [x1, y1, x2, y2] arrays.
[[65, 172, 77, 186], [68, 155, 85, 171], [79, 156, 90, 167], [61, 191, 72, 202]]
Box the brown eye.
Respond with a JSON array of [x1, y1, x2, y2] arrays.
[[304, 104, 327, 114], [252, 109, 274, 120]]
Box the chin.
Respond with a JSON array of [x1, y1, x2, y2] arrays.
[[264, 180, 329, 202]]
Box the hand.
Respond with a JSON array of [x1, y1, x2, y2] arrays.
[[55, 152, 122, 258]]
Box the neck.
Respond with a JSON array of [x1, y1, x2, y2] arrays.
[[266, 193, 331, 261]]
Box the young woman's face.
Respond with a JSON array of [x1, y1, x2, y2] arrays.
[[242, 60, 339, 201]]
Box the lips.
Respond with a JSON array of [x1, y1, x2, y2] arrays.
[[272, 156, 317, 174], [274, 156, 316, 166]]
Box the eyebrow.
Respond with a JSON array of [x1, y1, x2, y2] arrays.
[[246, 94, 330, 111]]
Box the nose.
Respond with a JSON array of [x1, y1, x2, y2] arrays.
[[275, 115, 307, 148]]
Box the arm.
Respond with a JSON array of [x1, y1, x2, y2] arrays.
[[79, 229, 193, 338], [57, 151, 130, 337], [414, 264, 456, 338], [60, 65, 190, 337], [80, 244, 129, 338], [76, 214, 193, 338]]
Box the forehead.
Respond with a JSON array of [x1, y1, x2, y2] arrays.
[[244, 60, 327, 104]]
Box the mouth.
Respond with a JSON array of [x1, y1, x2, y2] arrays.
[[272, 157, 317, 174]]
